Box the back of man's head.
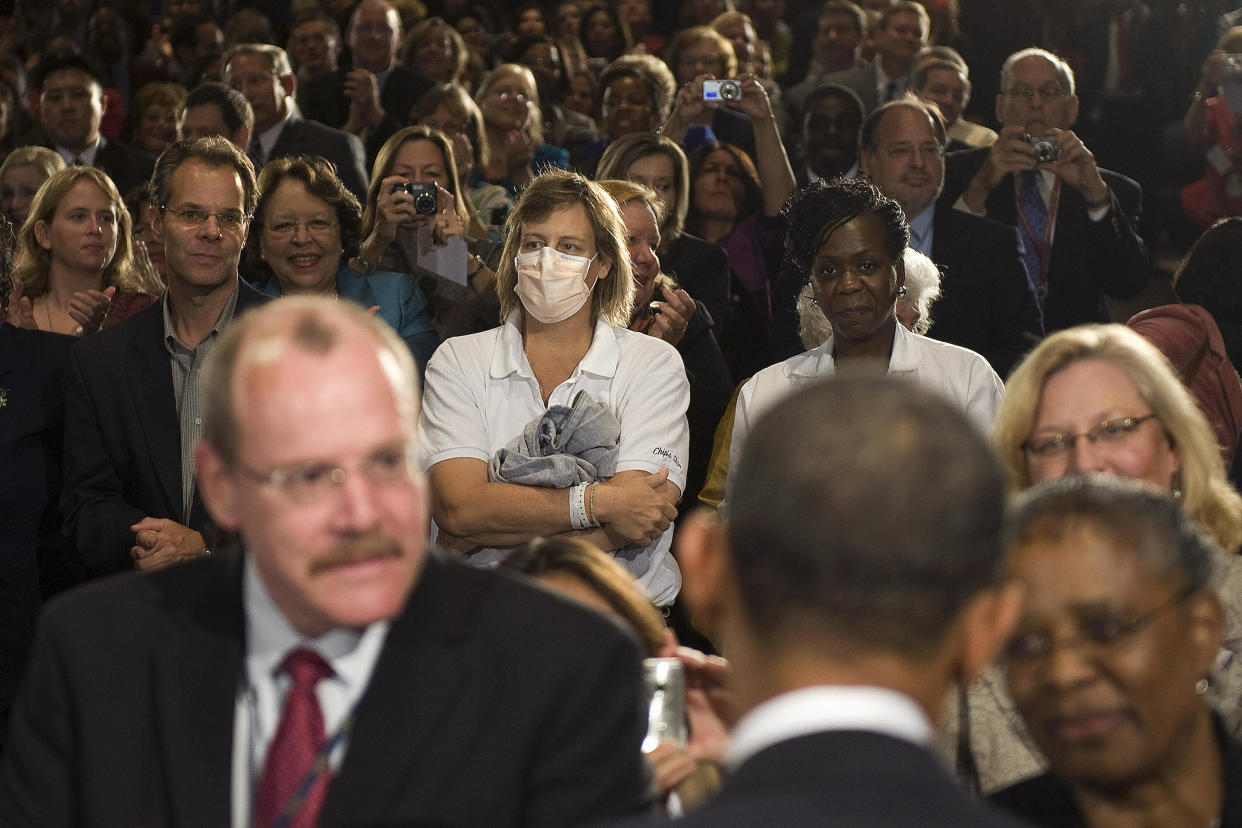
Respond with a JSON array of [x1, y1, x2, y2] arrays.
[[727, 376, 1006, 657]]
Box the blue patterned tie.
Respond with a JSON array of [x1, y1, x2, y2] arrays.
[[1018, 170, 1048, 288], [247, 135, 264, 173]]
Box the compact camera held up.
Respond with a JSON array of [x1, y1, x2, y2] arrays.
[[1022, 133, 1060, 163], [703, 79, 742, 103], [391, 180, 438, 215]]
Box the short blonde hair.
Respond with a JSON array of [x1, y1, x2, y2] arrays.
[[13, 166, 158, 298], [496, 168, 633, 327], [475, 63, 544, 144], [0, 146, 67, 187], [665, 26, 737, 81], [994, 324, 1242, 552]]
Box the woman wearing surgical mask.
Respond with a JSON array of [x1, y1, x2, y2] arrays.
[[418, 168, 692, 608]]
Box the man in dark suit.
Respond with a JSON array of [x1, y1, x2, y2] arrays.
[[939, 47, 1151, 333], [60, 136, 269, 578], [223, 43, 370, 202], [27, 52, 154, 196], [0, 296, 651, 827], [297, 0, 437, 164], [861, 99, 1043, 377], [649, 377, 1027, 826]]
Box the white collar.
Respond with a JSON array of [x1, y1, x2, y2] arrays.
[[787, 322, 913, 379], [56, 135, 104, 166], [727, 685, 932, 770], [489, 309, 621, 381]]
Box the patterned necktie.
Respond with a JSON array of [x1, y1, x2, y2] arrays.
[[248, 135, 264, 172], [885, 80, 899, 102], [253, 648, 334, 828], [1018, 170, 1049, 287]]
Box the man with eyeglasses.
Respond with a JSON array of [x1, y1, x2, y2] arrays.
[[0, 296, 652, 827], [860, 99, 1042, 377], [59, 136, 271, 579], [298, 0, 436, 165], [941, 47, 1151, 334]]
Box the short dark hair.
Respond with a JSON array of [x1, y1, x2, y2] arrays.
[[880, 0, 929, 33], [598, 54, 677, 124], [910, 58, 968, 94], [1006, 476, 1220, 594], [32, 51, 104, 94], [802, 82, 864, 125], [782, 177, 908, 286], [860, 98, 946, 152], [686, 140, 763, 230], [151, 135, 258, 217], [243, 155, 364, 284], [184, 81, 255, 132], [728, 376, 1007, 654], [819, 0, 866, 34]]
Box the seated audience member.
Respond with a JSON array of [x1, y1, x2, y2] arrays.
[[940, 48, 1150, 333], [616, 0, 662, 55], [287, 12, 342, 86], [909, 57, 997, 149], [620, 375, 1028, 827], [223, 43, 370, 203], [992, 477, 1235, 828], [0, 296, 653, 826], [784, 0, 868, 115], [59, 136, 270, 578], [502, 536, 729, 812], [0, 243, 75, 755], [859, 99, 1042, 376], [356, 125, 500, 340], [448, 10, 496, 92], [794, 83, 864, 187], [957, 324, 1242, 793], [579, 54, 675, 169], [579, 4, 631, 72], [1127, 304, 1242, 475], [410, 82, 512, 236], [418, 169, 689, 607], [10, 167, 160, 335], [1182, 26, 1242, 230], [180, 81, 254, 148], [28, 52, 155, 197], [126, 82, 187, 158], [0, 147, 66, 231], [512, 34, 599, 158], [662, 27, 755, 159], [475, 63, 571, 195], [298, 0, 436, 162], [597, 132, 731, 344], [401, 16, 468, 87], [243, 155, 438, 371], [599, 178, 732, 508], [721, 178, 1003, 512], [711, 11, 788, 137], [817, 1, 929, 114], [1174, 217, 1242, 372], [563, 67, 600, 121], [126, 183, 167, 287]]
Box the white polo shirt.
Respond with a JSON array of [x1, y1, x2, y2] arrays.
[[722, 323, 1004, 513], [419, 312, 691, 606]]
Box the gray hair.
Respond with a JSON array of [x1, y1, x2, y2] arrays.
[[999, 48, 1075, 97], [222, 42, 295, 80]]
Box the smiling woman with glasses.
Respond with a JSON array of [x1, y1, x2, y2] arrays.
[[242, 155, 438, 373], [989, 476, 1235, 828], [949, 323, 1242, 796], [474, 63, 571, 195]]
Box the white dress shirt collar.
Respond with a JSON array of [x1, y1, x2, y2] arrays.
[[56, 135, 104, 166], [726, 684, 933, 770]]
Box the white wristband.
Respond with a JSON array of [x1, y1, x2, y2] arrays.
[[570, 482, 591, 530]]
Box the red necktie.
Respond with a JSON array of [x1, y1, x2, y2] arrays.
[[253, 648, 334, 828]]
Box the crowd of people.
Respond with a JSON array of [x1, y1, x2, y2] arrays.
[[4, 0, 1242, 826]]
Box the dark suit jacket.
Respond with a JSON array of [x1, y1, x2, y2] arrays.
[[926, 206, 1044, 378], [940, 147, 1151, 333], [0, 551, 651, 827], [298, 64, 437, 164], [612, 730, 1032, 827], [25, 131, 155, 197], [59, 282, 270, 577], [269, 115, 371, 204]]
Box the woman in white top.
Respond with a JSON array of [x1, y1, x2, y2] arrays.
[[419, 168, 690, 605], [723, 177, 1004, 511]]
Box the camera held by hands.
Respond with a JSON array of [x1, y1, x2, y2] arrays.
[[703, 79, 742, 103], [391, 180, 438, 215], [1022, 133, 1059, 163]]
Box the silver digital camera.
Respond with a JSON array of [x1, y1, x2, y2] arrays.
[[1022, 133, 1059, 163], [703, 79, 742, 103], [641, 658, 688, 753]]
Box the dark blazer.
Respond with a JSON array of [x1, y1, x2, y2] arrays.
[[268, 116, 371, 204], [661, 233, 731, 338], [940, 147, 1151, 333], [989, 719, 1242, 827], [612, 730, 1032, 827], [298, 64, 438, 164], [25, 130, 155, 197], [0, 552, 652, 827], [926, 206, 1044, 378], [59, 282, 270, 577]]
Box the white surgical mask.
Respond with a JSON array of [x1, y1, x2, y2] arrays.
[[514, 246, 598, 324]]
